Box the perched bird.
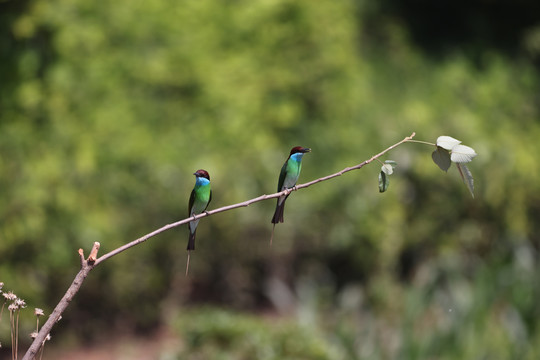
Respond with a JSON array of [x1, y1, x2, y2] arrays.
[[270, 146, 311, 244], [186, 169, 212, 275]]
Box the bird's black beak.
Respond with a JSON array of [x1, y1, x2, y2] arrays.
[[303, 148, 311, 153]]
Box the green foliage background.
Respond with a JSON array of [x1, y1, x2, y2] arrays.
[[2, 0, 540, 357]]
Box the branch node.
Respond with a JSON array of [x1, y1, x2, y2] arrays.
[[87, 242, 101, 264]]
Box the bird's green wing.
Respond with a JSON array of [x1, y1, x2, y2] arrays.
[[204, 190, 212, 211], [277, 160, 288, 191], [188, 189, 195, 215]]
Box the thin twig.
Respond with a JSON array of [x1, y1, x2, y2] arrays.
[[22, 132, 415, 360], [406, 139, 435, 146]]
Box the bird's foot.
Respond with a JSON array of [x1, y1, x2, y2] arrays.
[[288, 186, 298, 194]]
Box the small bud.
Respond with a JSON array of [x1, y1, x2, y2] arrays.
[[30, 332, 38, 339], [45, 334, 51, 341], [34, 308, 45, 317], [8, 303, 17, 312]]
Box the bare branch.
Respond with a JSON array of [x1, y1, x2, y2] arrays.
[[22, 132, 415, 359]]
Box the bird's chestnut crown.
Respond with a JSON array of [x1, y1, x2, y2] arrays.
[[193, 169, 210, 180], [289, 146, 311, 156]]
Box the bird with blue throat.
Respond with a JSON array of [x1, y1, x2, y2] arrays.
[[186, 169, 212, 275], [270, 146, 311, 245]]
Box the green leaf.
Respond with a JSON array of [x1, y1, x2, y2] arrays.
[[436, 136, 461, 150], [432, 146, 451, 172], [456, 163, 475, 198], [450, 144, 477, 163], [379, 171, 389, 192]]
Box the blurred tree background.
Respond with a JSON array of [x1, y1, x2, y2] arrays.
[[1, 0, 540, 358]]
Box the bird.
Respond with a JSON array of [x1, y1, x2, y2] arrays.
[[270, 146, 311, 244], [186, 169, 212, 275]]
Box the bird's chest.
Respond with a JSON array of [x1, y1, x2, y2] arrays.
[[283, 160, 301, 188], [192, 186, 210, 212]]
